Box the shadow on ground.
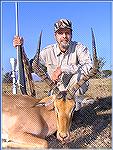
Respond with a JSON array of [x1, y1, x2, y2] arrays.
[[46, 96, 112, 149]]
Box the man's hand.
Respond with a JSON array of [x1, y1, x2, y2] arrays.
[[13, 36, 24, 48], [51, 66, 62, 82]]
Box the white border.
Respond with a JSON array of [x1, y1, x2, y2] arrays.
[[1, 1, 112, 150]]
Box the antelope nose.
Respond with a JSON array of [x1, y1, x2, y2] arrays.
[[59, 132, 68, 140]]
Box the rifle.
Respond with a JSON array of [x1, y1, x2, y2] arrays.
[[15, 2, 27, 95]]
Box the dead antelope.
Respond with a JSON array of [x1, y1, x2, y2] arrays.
[[2, 28, 98, 148], [2, 92, 75, 148]]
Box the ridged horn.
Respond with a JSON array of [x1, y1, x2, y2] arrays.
[[32, 31, 61, 95], [67, 28, 98, 97]]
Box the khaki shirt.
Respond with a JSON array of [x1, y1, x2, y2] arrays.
[[40, 41, 92, 78]]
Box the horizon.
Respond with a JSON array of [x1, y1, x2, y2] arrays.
[[1, 1, 112, 74]]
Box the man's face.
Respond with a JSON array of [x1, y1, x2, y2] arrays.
[[55, 28, 72, 53]]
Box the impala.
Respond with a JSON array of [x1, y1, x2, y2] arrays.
[[2, 93, 75, 148], [2, 28, 98, 148]]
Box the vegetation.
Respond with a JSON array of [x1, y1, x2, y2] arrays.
[[97, 57, 106, 71], [2, 71, 12, 83], [2, 56, 112, 84], [94, 57, 112, 78]]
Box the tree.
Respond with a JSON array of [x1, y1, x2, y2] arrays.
[[95, 57, 112, 78], [102, 70, 112, 78], [97, 57, 106, 71], [94, 57, 105, 78], [2, 72, 13, 83]]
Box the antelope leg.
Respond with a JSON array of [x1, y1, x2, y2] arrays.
[[2, 132, 48, 148]]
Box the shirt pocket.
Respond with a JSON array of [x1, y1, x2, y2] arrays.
[[68, 53, 78, 65]]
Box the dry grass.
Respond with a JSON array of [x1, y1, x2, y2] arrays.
[[86, 78, 112, 99], [46, 78, 112, 149], [2, 78, 112, 99], [2, 78, 112, 149]]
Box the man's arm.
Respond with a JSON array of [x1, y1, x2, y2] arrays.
[[32, 51, 62, 82]]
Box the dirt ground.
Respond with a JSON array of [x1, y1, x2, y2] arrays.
[[37, 78, 112, 149], [2, 78, 112, 149]]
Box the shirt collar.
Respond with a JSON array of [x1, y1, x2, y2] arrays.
[[55, 41, 73, 57], [56, 44, 61, 56]]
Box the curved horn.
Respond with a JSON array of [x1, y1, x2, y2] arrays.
[[33, 30, 42, 62], [67, 28, 98, 97], [91, 28, 98, 70], [33, 29, 98, 99], [32, 31, 60, 95]]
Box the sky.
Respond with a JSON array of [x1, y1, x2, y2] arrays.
[[1, 1, 112, 74]]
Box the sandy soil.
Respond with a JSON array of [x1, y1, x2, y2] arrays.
[[2, 78, 112, 149]]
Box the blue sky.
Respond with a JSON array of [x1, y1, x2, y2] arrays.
[[1, 1, 112, 73]]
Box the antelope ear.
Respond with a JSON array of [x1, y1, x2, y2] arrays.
[[31, 102, 45, 107]]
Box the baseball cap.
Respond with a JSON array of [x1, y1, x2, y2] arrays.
[[54, 19, 72, 32]]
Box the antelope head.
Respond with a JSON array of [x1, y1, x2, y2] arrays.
[[32, 28, 98, 142], [53, 92, 75, 142]]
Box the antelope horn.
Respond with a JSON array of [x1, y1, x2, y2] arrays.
[[67, 28, 98, 97], [33, 28, 98, 100], [91, 28, 98, 70], [33, 30, 42, 62], [32, 31, 61, 95]]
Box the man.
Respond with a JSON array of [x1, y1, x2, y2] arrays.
[[13, 18, 93, 110]]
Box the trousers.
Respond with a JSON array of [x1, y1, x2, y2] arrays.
[[57, 71, 89, 96]]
